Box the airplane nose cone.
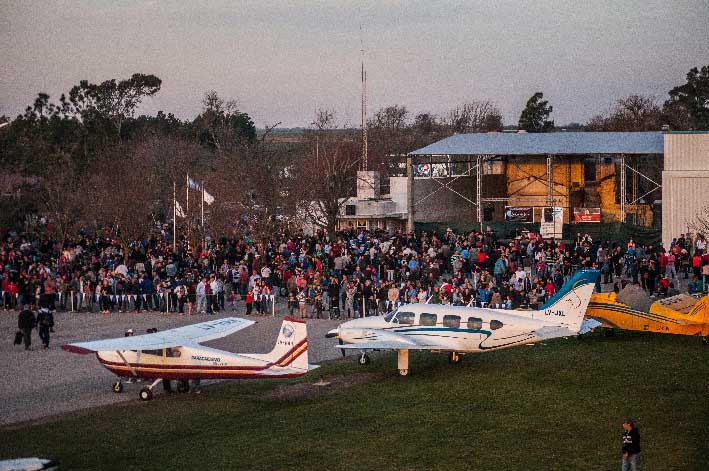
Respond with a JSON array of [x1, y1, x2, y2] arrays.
[[325, 328, 339, 339]]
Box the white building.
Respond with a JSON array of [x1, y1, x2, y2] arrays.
[[662, 132, 709, 248], [336, 171, 408, 233]]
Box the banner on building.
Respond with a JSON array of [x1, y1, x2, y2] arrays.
[[540, 207, 563, 239], [504, 206, 533, 223], [573, 207, 601, 223]]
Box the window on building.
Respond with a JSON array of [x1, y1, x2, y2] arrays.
[[443, 315, 461, 328], [420, 313, 437, 326], [490, 320, 504, 330], [397, 311, 415, 325], [467, 317, 483, 330], [345, 205, 356, 216]]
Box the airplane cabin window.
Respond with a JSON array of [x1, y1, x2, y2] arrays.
[[467, 317, 483, 330], [142, 350, 162, 356], [490, 320, 504, 330], [166, 348, 181, 358], [443, 315, 461, 328], [420, 313, 437, 326], [397, 312, 415, 325]]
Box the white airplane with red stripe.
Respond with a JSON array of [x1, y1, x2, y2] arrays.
[[62, 317, 316, 401]]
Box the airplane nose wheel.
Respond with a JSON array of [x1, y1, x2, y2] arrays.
[[449, 352, 461, 364], [358, 353, 370, 365], [112, 381, 123, 393], [176, 380, 190, 393], [139, 387, 153, 401], [399, 369, 409, 376]]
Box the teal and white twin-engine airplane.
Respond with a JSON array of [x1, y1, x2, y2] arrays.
[[327, 270, 600, 375]]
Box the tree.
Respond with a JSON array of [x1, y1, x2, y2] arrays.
[[688, 204, 709, 238], [294, 111, 361, 237], [664, 65, 709, 130], [67, 73, 162, 138], [518, 92, 554, 132], [193, 91, 256, 151], [586, 95, 661, 131], [444, 101, 503, 133]]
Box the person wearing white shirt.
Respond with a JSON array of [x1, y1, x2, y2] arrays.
[[196, 278, 207, 313]]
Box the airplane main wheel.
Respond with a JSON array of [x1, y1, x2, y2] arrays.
[[176, 380, 190, 393], [139, 387, 153, 401], [358, 353, 370, 365], [702, 337, 708, 346], [399, 369, 409, 376], [449, 352, 461, 364], [112, 381, 123, 393]]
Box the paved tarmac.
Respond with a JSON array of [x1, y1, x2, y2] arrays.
[[0, 305, 343, 426]]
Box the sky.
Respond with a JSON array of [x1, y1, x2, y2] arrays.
[[1, 0, 707, 128]]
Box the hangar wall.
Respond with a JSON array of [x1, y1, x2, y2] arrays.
[[662, 133, 709, 248]]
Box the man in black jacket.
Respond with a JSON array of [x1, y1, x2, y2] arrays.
[[18, 302, 36, 350], [621, 418, 641, 471]]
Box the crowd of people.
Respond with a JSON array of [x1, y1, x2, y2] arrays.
[[2, 227, 709, 325]]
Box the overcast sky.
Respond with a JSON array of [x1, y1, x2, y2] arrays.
[[1, 0, 707, 128]]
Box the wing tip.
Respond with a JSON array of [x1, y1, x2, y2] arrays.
[[283, 316, 306, 324], [61, 344, 94, 355]]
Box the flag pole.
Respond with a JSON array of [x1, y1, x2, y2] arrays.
[[201, 181, 205, 250], [173, 180, 177, 252], [186, 174, 190, 251]]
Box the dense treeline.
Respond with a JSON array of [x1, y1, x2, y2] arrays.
[[0, 65, 707, 243]]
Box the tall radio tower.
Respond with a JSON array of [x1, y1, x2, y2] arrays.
[[360, 23, 368, 171]]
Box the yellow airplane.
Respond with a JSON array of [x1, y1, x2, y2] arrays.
[[586, 292, 709, 341]]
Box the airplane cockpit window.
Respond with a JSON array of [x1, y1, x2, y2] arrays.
[[443, 315, 461, 328], [384, 311, 399, 323], [420, 313, 437, 326], [397, 312, 415, 325], [142, 349, 162, 356], [490, 320, 503, 330], [467, 317, 483, 330]]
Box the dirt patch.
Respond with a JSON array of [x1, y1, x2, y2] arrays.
[[257, 373, 378, 401]]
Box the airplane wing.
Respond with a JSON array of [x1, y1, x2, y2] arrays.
[[62, 317, 255, 354], [337, 341, 436, 351], [532, 325, 578, 340]]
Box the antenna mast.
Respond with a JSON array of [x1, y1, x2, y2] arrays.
[[360, 22, 368, 171]]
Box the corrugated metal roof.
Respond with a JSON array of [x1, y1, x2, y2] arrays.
[[409, 131, 665, 155]]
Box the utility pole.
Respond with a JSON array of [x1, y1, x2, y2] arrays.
[[360, 23, 368, 171]]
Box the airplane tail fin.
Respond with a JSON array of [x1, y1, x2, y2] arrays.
[[265, 317, 309, 371], [536, 270, 600, 333]]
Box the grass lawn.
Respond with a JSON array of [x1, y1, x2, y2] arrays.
[[2, 331, 708, 470]]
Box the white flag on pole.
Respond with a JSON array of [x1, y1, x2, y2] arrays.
[[203, 189, 215, 205], [187, 176, 202, 191], [175, 200, 186, 218]]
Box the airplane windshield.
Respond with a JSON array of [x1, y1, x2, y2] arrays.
[[384, 310, 399, 323]]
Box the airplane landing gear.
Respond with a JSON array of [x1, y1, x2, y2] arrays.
[[358, 353, 370, 365], [397, 349, 409, 377], [138, 378, 163, 401], [139, 387, 153, 401], [449, 352, 461, 364], [112, 381, 123, 393], [176, 380, 190, 393]]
